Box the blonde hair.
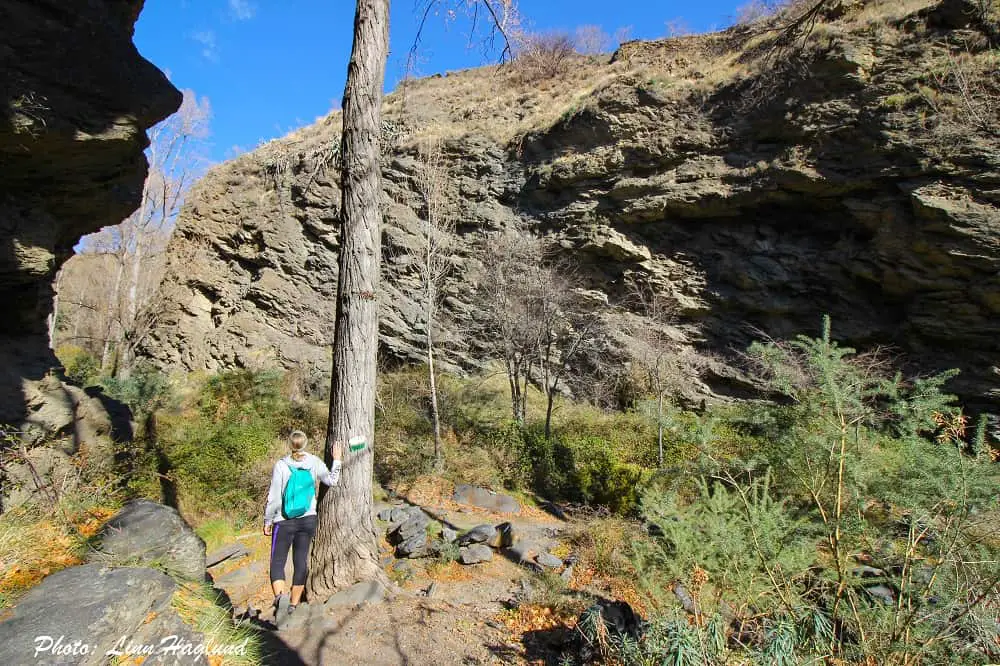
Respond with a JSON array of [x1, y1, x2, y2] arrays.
[[289, 430, 308, 461]]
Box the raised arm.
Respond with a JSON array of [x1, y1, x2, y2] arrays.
[[316, 440, 344, 486]]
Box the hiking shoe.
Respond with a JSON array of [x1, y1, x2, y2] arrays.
[[272, 593, 290, 627]]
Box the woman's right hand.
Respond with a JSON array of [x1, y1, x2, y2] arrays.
[[331, 439, 343, 462], [263, 523, 272, 536]]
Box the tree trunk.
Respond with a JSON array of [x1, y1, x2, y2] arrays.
[[657, 390, 664, 468], [101, 256, 126, 375], [428, 337, 443, 471], [308, 0, 390, 599], [544, 386, 555, 440]]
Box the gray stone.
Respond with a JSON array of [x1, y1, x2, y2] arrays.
[[213, 560, 267, 605], [276, 602, 325, 631], [388, 507, 411, 524], [141, 19, 1000, 424], [506, 540, 541, 564], [213, 560, 266, 590], [560, 564, 575, 582], [377, 508, 394, 521], [389, 512, 430, 546], [453, 485, 522, 514], [395, 533, 429, 559], [865, 585, 896, 605], [88, 499, 206, 580], [323, 580, 388, 608], [441, 527, 458, 543], [0, 564, 189, 666], [206, 543, 251, 568], [457, 524, 497, 547], [459, 544, 494, 565], [536, 552, 564, 569]]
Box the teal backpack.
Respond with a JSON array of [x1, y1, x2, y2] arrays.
[[282, 461, 315, 519]]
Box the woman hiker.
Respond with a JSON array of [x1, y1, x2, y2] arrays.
[[263, 430, 342, 623]]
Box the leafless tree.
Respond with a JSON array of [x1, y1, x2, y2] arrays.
[[412, 137, 457, 471], [629, 281, 678, 467], [476, 229, 604, 438], [534, 269, 603, 440], [476, 228, 541, 425], [53, 90, 210, 376], [574, 25, 611, 55]]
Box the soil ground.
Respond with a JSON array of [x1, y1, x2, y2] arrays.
[[211, 490, 578, 665]]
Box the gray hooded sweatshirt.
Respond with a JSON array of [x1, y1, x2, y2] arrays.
[[263, 452, 341, 526]]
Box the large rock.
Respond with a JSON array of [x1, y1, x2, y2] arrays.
[[0, 564, 203, 666], [457, 524, 498, 547], [453, 486, 522, 515], [459, 544, 494, 565], [323, 580, 389, 608], [88, 499, 206, 580], [142, 1, 1000, 414], [0, 0, 181, 425]]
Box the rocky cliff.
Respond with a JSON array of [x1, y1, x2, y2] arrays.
[[144, 0, 999, 410], [0, 0, 181, 427]]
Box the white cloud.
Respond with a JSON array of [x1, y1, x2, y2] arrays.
[[192, 30, 219, 62], [228, 0, 257, 20]]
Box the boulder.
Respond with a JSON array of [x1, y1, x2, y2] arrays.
[[506, 540, 541, 564], [206, 543, 251, 568], [388, 511, 430, 547], [865, 584, 896, 606], [457, 524, 497, 547], [441, 527, 458, 543], [536, 552, 563, 569], [388, 507, 411, 524], [323, 580, 389, 608], [453, 485, 521, 514], [395, 533, 429, 559], [0, 564, 202, 666], [577, 599, 644, 656], [88, 499, 206, 580], [459, 544, 494, 565]]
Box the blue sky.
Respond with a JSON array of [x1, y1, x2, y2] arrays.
[[135, 0, 746, 162]]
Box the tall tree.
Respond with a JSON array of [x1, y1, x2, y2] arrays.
[[308, 0, 391, 598], [412, 138, 456, 471], [310, 0, 517, 597], [629, 282, 677, 467]]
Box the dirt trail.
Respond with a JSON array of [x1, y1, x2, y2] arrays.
[[212, 496, 569, 665]]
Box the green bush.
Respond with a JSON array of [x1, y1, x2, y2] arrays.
[[137, 369, 304, 519], [613, 317, 1000, 666], [100, 361, 173, 418], [55, 344, 100, 386]]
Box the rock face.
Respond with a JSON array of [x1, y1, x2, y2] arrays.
[[0, 0, 181, 423], [144, 0, 999, 410], [88, 499, 207, 580], [0, 564, 203, 666]]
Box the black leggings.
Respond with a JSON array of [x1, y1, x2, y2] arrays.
[[269, 515, 317, 586]]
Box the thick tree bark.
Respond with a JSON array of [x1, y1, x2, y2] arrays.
[[308, 0, 390, 599]]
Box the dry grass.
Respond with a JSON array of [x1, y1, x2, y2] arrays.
[[233, 0, 968, 178], [0, 503, 117, 608]]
